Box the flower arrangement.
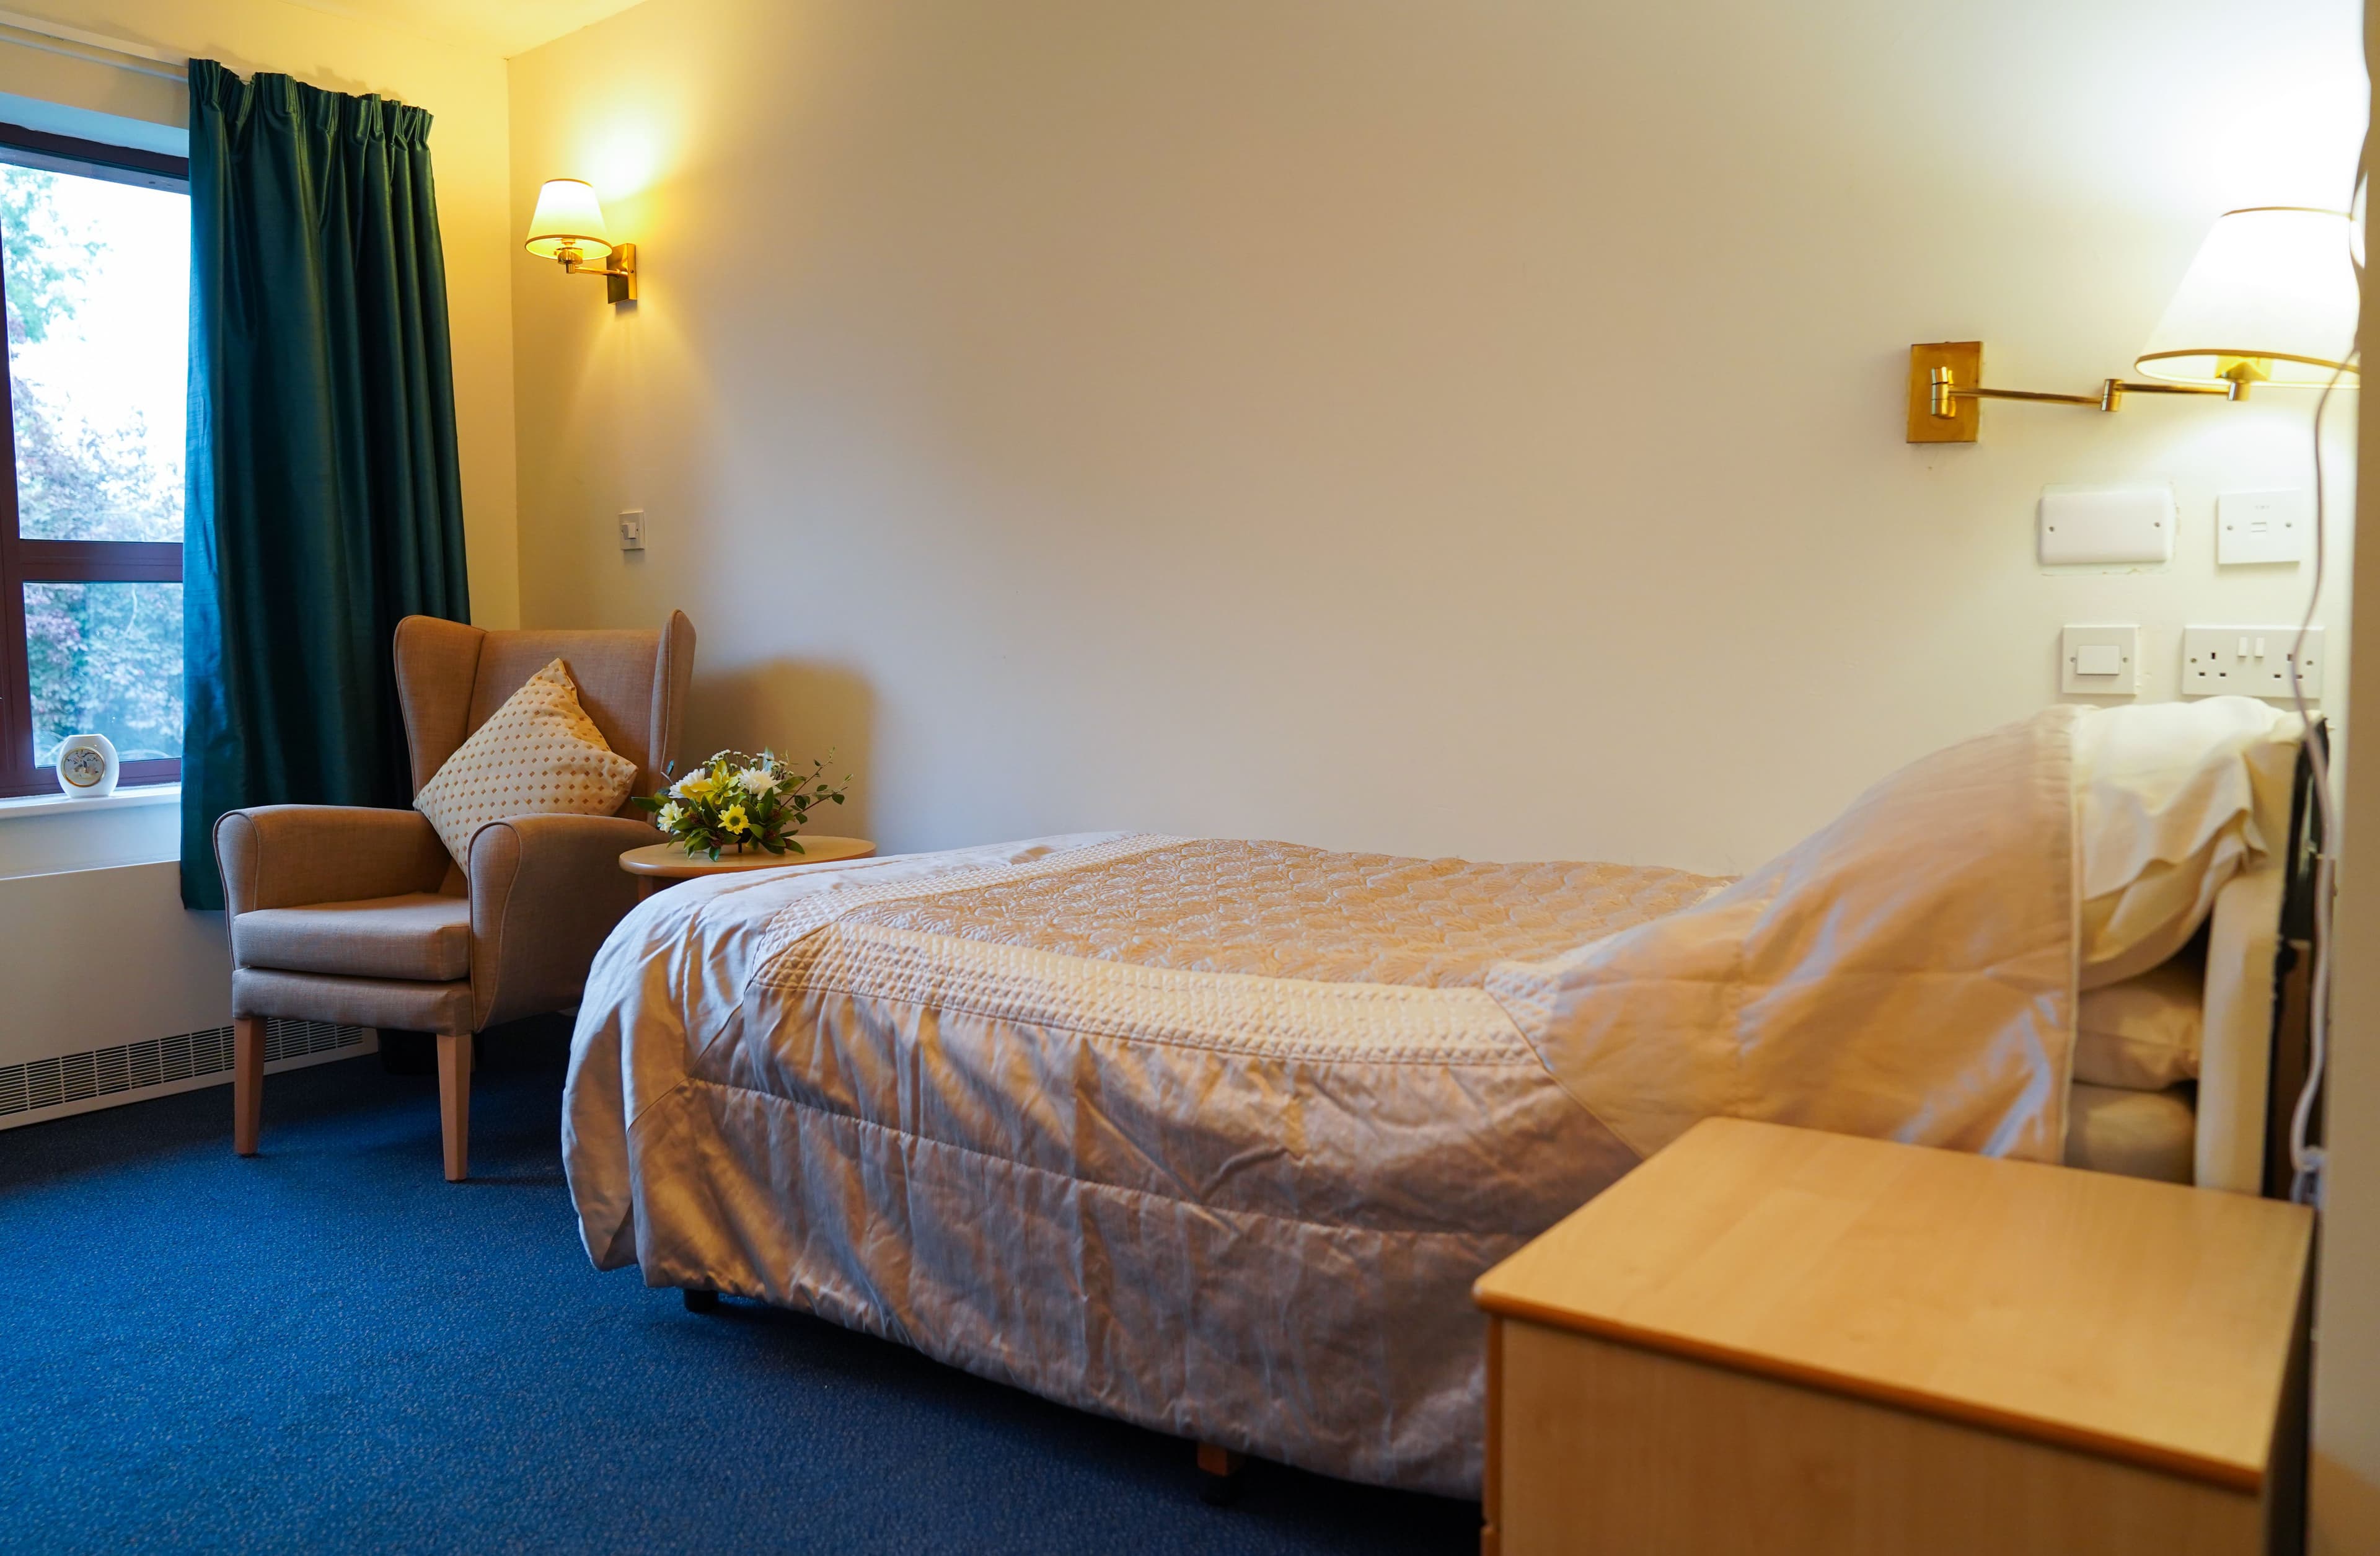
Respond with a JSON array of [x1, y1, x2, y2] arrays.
[[635, 749, 850, 860]]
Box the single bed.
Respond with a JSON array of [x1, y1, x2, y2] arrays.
[[564, 698, 2311, 1496]]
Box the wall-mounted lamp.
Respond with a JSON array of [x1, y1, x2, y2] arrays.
[[1906, 206, 2358, 442], [525, 178, 637, 304]]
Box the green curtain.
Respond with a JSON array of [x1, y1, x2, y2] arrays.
[[180, 60, 470, 909]]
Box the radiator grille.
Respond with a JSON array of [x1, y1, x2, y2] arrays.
[[0, 1019, 368, 1121]]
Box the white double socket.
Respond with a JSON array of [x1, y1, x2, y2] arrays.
[[2181, 625, 2325, 701]]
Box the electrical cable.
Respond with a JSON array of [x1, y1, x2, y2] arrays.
[[2283, 167, 2361, 1208], [2286, 350, 2348, 1206]]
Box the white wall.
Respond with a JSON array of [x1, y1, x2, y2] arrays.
[[0, 794, 222, 1073], [0, 865, 229, 1064], [0, 789, 177, 881], [507, 0, 2360, 875]]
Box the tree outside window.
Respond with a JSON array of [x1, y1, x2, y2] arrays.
[[0, 128, 188, 795]]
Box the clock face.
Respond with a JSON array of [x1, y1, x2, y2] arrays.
[[60, 745, 107, 787]]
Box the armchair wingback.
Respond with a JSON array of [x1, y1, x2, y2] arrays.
[[394, 614, 694, 802], [215, 611, 696, 1180]]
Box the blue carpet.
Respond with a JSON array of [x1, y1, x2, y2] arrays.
[[0, 1028, 1480, 1554]]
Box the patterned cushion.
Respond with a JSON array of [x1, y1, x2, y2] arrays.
[[412, 658, 640, 864]]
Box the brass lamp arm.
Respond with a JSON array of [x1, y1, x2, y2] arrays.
[[2099, 378, 2241, 407], [552, 242, 638, 303], [1931, 366, 2241, 418], [561, 253, 634, 281], [1907, 342, 2254, 443], [1946, 382, 2104, 409]]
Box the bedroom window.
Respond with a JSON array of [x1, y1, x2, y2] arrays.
[[0, 122, 188, 798]]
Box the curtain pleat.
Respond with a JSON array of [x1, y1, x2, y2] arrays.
[[180, 60, 470, 909]]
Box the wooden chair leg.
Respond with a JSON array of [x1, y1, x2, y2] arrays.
[[1196, 1441, 1244, 1506], [232, 1015, 265, 1156], [436, 1030, 472, 1182]]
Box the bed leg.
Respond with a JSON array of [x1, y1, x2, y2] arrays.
[[682, 1288, 720, 1313], [1196, 1442, 1244, 1506]]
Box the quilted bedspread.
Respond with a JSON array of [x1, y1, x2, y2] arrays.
[[565, 709, 2096, 1494]]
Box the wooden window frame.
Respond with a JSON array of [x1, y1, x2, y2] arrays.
[[0, 122, 190, 798]]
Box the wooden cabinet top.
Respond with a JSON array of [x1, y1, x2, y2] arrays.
[[1474, 1117, 2312, 1491]]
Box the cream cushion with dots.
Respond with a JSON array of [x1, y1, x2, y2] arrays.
[[412, 658, 641, 864]]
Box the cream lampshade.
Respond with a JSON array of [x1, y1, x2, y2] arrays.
[[524, 179, 613, 260], [2135, 207, 2359, 389]]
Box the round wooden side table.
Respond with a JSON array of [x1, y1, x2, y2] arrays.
[[619, 836, 878, 898]]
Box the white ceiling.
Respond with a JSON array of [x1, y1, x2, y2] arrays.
[[282, 0, 647, 58]]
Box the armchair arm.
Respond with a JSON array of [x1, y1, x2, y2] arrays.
[[467, 813, 658, 1030], [215, 805, 451, 917]]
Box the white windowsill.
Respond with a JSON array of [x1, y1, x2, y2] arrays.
[[0, 783, 180, 821]]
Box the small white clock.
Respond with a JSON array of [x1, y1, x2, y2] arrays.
[[54, 733, 119, 798]]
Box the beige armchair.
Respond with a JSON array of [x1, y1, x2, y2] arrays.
[[214, 612, 695, 1181]]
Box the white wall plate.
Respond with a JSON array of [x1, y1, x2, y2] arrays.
[[2215, 490, 2311, 566], [2038, 485, 2174, 567], [2181, 625, 2324, 700], [2060, 625, 2138, 696]]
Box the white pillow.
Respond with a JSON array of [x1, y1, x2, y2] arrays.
[[2074, 955, 2202, 1091], [412, 658, 641, 864], [2074, 697, 2300, 989]]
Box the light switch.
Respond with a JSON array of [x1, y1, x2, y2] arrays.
[[2039, 485, 2174, 568], [619, 508, 646, 551], [2216, 490, 2311, 565], [2061, 625, 2139, 696]]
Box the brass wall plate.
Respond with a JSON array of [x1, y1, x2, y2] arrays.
[[608, 242, 638, 305], [1908, 340, 1981, 443]]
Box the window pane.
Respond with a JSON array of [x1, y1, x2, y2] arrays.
[[25, 581, 183, 763], [2, 162, 187, 542]]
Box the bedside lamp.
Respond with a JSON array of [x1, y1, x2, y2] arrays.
[[2135, 207, 2360, 390], [1907, 205, 2358, 442], [526, 178, 637, 304]]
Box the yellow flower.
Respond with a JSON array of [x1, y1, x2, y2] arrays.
[[672, 772, 716, 802], [720, 803, 751, 836]]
